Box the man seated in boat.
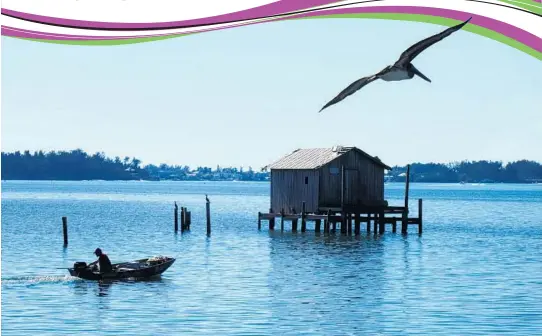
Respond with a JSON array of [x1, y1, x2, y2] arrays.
[[88, 248, 113, 273]]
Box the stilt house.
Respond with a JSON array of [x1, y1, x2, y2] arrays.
[[263, 146, 392, 213]]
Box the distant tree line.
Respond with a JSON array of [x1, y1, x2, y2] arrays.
[[1, 149, 149, 181], [2, 150, 541, 183], [0, 149, 268, 181], [386, 160, 542, 183]]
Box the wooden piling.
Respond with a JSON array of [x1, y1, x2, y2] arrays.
[[354, 213, 360, 235], [186, 210, 191, 230], [341, 211, 347, 234], [402, 164, 411, 234], [280, 208, 285, 232], [174, 202, 179, 233], [206, 199, 211, 236], [324, 210, 331, 234], [301, 202, 307, 232], [292, 207, 298, 231], [269, 208, 275, 231], [256, 192, 425, 235], [418, 198, 423, 234], [181, 206, 186, 233], [405, 165, 411, 207], [62, 216, 68, 246], [378, 210, 385, 234]]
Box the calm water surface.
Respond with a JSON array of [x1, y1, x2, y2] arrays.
[[2, 181, 542, 335]]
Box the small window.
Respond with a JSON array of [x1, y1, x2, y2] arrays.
[[304, 176, 309, 184]]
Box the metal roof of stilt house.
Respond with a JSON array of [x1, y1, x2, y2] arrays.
[[263, 146, 392, 171]]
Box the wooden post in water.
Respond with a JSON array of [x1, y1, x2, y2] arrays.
[[347, 213, 353, 235], [292, 207, 298, 232], [354, 212, 360, 235], [206, 197, 211, 236], [186, 210, 191, 230], [345, 213, 349, 235], [269, 208, 275, 230], [324, 209, 331, 234], [340, 211, 347, 234], [367, 213, 371, 233], [180, 207, 184, 230], [187, 207, 190, 229], [378, 210, 385, 234], [315, 219, 321, 233], [174, 202, 179, 233], [258, 212, 262, 230], [373, 213, 378, 234], [402, 164, 411, 234], [181, 207, 186, 233], [280, 208, 285, 232], [301, 202, 307, 232], [62, 216, 68, 247], [418, 198, 423, 234]]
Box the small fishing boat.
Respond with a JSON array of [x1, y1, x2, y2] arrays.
[[68, 256, 176, 281]]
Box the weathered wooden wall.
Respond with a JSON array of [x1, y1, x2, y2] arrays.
[[270, 169, 320, 213], [318, 150, 385, 207]]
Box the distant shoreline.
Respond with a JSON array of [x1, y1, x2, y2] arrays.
[[2, 149, 542, 184]]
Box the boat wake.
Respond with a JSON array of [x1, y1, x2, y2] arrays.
[[1, 275, 80, 286]]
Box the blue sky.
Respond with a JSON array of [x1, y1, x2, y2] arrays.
[[2, 18, 541, 169]]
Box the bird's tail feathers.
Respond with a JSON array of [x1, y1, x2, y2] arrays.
[[411, 63, 432, 83]]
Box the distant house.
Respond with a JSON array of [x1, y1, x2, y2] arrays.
[[263, 146, 392, 213]]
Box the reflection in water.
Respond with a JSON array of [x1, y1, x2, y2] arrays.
[[70, 278, 173, 317], [72, 279, 90, 296], [97, 281, 112, 297], [70, 279, 112, 298], [96, 281, 112, 313], [61, 247, 68, 261], [402, 236, 411, 274], [70, 277, 167, 298], [267, 232, 387, 333]]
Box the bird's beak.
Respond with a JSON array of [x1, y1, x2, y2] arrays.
[[411, 64, 432, 83]]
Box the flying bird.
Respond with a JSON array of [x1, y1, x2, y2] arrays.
[[319, 17, 472, 113]]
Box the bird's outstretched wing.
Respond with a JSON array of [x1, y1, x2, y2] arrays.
[[319, 74, 380, 113], [395, 17, 472, 66]]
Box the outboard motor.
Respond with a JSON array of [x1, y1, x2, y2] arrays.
[[73, 261, 88, 271]]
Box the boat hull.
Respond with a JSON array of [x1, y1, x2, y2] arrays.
[[68, 257, 176, 281]]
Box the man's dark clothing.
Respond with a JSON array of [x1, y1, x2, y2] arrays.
[[98, 254, 113, 273]]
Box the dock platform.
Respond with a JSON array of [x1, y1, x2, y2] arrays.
[[258, 199, 423, 235]]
